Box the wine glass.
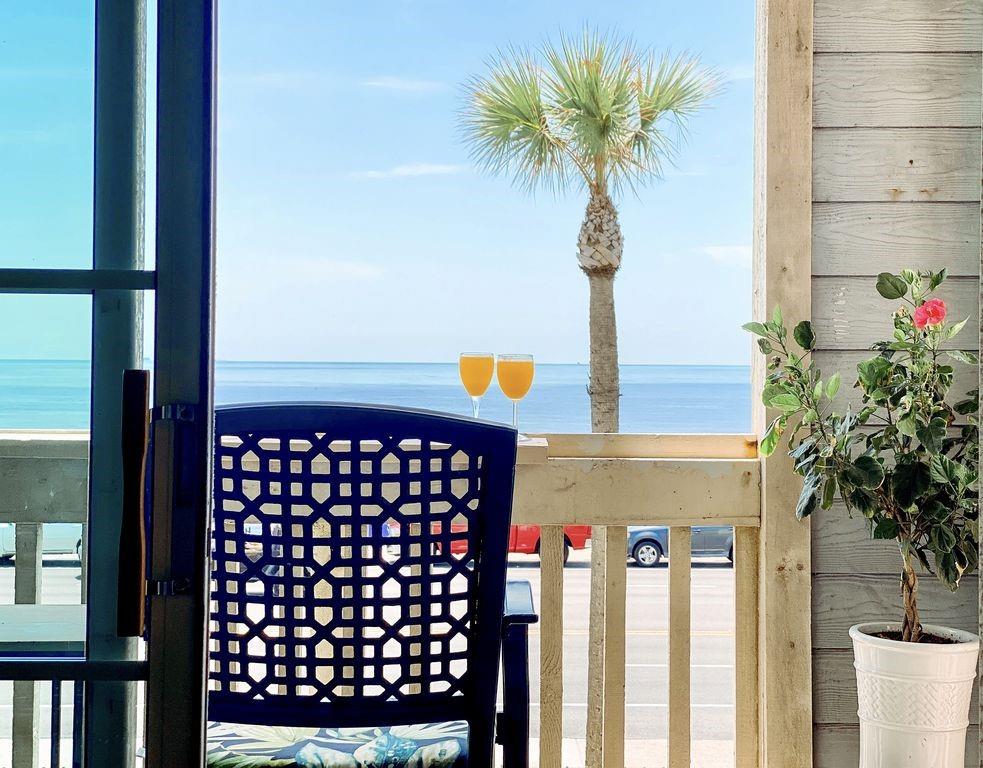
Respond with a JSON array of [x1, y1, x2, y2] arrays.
[[496, 354, 535, 432], [459, 353, 495, 418]]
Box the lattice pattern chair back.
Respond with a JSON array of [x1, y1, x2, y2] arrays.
[[208, 403, 518, 764]]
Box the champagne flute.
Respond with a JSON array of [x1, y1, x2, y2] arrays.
[[459, 353, 495, 418], [496, 354, 535, 432]]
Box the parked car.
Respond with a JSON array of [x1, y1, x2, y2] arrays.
[[627, 525, 733, 567], [386, 522, 591, 565], [0, 522, 82, 561]]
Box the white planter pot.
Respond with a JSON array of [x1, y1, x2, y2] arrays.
[[851, 622, 980, 768]]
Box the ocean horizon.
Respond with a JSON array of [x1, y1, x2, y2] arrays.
[[0, 359, 752, 434]]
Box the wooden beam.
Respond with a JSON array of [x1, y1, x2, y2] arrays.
[[538, 525, 564, 768], [601, 526, 626, 768], [529, 433, 758, 459], [668, 527, 691, 768], [735, 526, 760, 768], [513, 458, 760, 527], [754, 0, 813, 763], [12, 523, 42, 768]]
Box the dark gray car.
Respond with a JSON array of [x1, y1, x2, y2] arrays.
[[627, 525, 734, 567]]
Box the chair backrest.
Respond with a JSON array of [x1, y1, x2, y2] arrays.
[[208, 403, 517, 762]]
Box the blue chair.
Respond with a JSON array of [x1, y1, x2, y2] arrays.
[[207, 404, 536, 768]]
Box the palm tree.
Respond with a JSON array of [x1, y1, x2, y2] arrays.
[[462, 30, 719, 432]]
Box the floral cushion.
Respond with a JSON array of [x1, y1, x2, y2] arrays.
[[206, 720, 468, 768]]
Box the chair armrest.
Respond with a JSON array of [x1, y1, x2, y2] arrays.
[[503, 580, 538, 626], [497, 580, 536, 768]]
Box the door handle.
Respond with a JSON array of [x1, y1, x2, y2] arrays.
[[118, 369, 150, 637]]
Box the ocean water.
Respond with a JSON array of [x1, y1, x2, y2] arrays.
[[0, 359, 752, 433]]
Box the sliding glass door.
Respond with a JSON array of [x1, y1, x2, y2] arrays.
[[0, 2, 215, 766]]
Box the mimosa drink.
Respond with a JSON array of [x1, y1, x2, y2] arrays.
[[459, 353, 494, 417], [496, 354, 535, 430]]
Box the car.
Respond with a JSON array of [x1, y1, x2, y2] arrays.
[[627, 525, 733, 567], [509, 524, 591, 564], [0, 522, 83, 561], [386, 521, 592, 565]]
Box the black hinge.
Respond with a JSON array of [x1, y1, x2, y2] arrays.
[[153, 403, 198, 423], [148, 578, 191, 597]]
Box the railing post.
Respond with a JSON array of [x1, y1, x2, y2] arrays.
[[601, 526, 627, 768], [734, 526, 760, 768], [668, 527, 692, 768], [538, 525, 565, 768], [13, 522, 42, 768]]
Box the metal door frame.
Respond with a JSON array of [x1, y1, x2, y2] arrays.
[[0, 1, 216, 765]]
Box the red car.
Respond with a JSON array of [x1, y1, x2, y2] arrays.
[[391, 522, 592, 565], [509, 524, 591, 564]]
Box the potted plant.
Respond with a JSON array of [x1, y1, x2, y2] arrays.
[[745, 269, 979, 768]]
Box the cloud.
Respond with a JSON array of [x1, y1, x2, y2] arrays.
[[699, 245, 752, 267], [351, 163, 465, 179], [361, 76, 446, 92]]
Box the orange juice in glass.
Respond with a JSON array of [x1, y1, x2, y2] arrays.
[[459, 353, 495, 418], [496, 354, 534, 431]]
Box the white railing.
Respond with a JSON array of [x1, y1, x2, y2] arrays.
[[516, 434, 760, 768], [0, 432, 88, 768], [0, 431, 762, 768]]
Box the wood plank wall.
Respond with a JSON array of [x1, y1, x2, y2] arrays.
[[811, 2, 983, 765]]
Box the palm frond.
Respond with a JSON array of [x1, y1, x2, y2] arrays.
[[629, 52, 722, 177], [459, 31, 720, 197], [542, 29, 637, 176], [460, 48, 572, 193]]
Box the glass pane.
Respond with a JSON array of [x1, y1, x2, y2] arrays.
[[0, 6, 95, 269]]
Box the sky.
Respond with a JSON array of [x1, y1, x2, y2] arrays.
[[0, 1, 754, 365]]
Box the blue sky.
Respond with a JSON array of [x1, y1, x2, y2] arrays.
[[1, 1, 753, 365]]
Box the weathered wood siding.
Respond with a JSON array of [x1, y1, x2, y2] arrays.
[[811, 0, 983, 763]]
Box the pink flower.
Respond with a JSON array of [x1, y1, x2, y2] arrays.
[[913, 298, 947, 329]]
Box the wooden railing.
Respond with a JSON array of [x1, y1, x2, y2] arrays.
[[0, 431, 761, 767], [515, 434, 760, 768], [0, 432, 88, 768]]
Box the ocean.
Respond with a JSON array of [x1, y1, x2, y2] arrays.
[[0, 360, 752, 433]]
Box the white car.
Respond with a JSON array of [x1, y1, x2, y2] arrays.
[[0, 523, 83, 561]]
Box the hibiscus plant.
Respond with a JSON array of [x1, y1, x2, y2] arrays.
[[745, 269, 979, 642]]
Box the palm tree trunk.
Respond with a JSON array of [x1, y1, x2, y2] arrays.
[[578, 192, 623, 432], [580, 193, 622, 768], [586, 271, 620, 432]]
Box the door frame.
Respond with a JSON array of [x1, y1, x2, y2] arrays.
[[143, 1, 217, 766]]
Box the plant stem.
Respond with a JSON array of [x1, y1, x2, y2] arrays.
[[900, 547, 922, 642]]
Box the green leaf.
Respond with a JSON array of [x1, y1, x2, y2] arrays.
[[825, 372, 841, 400], [796, 473, 821, 520], [821, 477, 837, 509], [760, 420, 781, 457], [875, 272, 908, 300], [928, 268, 948, 290], [757, 338, 774, 355], [769, 393, 802, 412], [896, 415, 918, 439], [945, 317, 968, 340], [793, 320, 815, 351], [872, 518, 899, 540], [856, 356, 892, 391], [772, 305, 783, 328], [742, 322, 770, 338], [945, 351, 978, 367], [891, 462, 931, 507], [853, 455, 885, 490]]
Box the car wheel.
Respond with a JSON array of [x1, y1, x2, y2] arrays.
[[535, 539, 572, 566], [632, 540, 662, 568]]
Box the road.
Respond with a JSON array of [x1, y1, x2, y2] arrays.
[[0, 550, 736, 751]]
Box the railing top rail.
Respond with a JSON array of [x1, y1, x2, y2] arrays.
[[529, 432, 758, 460]]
